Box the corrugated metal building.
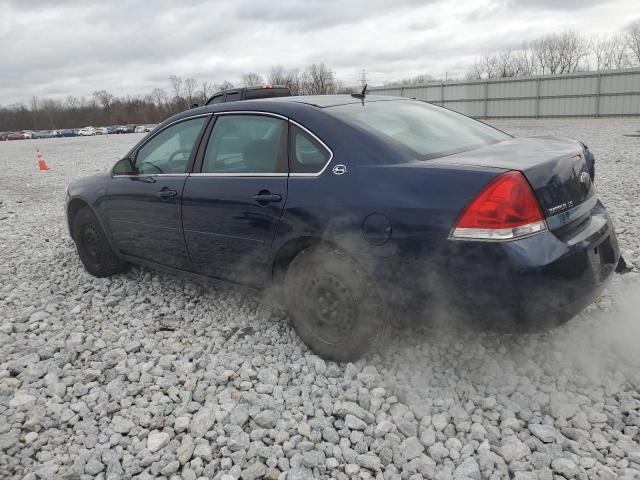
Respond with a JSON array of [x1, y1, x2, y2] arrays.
[[367, 68, 640, 118]]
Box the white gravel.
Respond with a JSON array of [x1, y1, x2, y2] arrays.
[[1, 120, 639, 480]]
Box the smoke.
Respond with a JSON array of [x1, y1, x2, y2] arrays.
[[561, 274, 640, 381], [365, 271, 640, 410]]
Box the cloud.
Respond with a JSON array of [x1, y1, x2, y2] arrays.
[[506, 0, 603, 10], [0, 0, 636, 105]]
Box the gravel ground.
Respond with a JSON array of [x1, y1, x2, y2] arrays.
[[1, 119, 639, 480]]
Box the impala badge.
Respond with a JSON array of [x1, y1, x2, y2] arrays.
[[332, 164, 347, 175]]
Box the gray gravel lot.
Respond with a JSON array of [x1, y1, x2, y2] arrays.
[[1, 119, 639, 480]]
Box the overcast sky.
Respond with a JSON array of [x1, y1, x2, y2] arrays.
[[0, 0, 636, 105]]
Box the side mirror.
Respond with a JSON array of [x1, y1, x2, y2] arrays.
[[113, 157, 135, 175]]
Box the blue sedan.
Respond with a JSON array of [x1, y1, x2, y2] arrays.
[[65, 95, 619, 360]]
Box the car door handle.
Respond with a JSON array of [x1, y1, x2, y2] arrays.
[[252, 192, 282, 205], [156, 188, 178, 200]]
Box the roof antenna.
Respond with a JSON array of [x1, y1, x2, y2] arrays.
[[351, 84, 367, 104]]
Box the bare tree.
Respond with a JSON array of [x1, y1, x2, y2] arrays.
[[624, 18, 640, 65], [385, 73, 434, 85], [301, 63, 337, 95], [466, 60, 485, 80], [150, 88, 168, 107], [93, 90, 115, 110], [590, 34, 610, 70], [29, 96, 39, 129], [483, 54, 500, 78], [169, 75, 184, 108], [217, 80, 235, 91], [268, 66, 288, 85], [241, 72, 264, 86], [558, 31, 587, 72], [268, 66, 302, 94], [184, 78, 198, 106], [199, 81, 212, 104], [516, 45, 537, 76], [66, 96, 80, 109], [608, 34, 630, 69]]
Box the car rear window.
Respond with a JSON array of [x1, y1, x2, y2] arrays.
[[328, 100, 510, 160], [202, 115, 286, 174], [290, 125, 331, 174]]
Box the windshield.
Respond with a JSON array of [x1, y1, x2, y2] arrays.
[[329, 100, 511, 159]]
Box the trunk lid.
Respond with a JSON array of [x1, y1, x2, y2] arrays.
[[431, 136, 595, 227]]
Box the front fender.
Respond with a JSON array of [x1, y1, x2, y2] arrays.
[[65, 172, 112, 241]]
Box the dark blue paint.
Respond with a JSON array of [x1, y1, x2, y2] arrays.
[[105, 175, 191, 270], [182, 176, 288, 286], [66, 96, 620, 329]]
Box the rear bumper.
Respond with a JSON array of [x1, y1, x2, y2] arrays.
[[369, 200, 619, 329]]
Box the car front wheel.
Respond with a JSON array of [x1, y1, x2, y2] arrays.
[[284, 246, 384, 362], [73, 207, 127, 277]]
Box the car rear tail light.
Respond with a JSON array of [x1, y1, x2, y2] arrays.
[[450, 170, 547, 241], [260, 85, 273, 89]]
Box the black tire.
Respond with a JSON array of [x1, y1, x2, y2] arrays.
[[73, 207, 127, 277], [284, 246, 384, 362]]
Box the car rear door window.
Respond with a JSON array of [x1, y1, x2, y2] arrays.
[[201, 115, 287, 174], [135, 117, 207, 174], [290, 125, 331, 174], [225, 92, 241, 102]]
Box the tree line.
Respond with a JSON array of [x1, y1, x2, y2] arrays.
[[0, 63, 350, 132], [464, 19, 640, 80]]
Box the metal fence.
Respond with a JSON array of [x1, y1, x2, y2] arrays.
[[367, 68, 640, 118]]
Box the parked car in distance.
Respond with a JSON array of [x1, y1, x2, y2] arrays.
[[205, 85, 291, 105], [58, 129, 77, 137], [134, 125, 147, 133], [0, 131, 10, 141], [7, 132, 29, 140], [115, 124, 136, 134], [78, 126, 96, 136], [65, 95, 620, 361], [34, 130, 55, 139]]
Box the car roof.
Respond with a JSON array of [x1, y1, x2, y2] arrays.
[[264, 94, 404, 108], [165, 95, 411, 128]]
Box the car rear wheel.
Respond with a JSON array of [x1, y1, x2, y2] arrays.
[[73, 207, 127, 277], [284, 246, 384, 362]]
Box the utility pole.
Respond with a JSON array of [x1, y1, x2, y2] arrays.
[[360, 69, 367, 89]]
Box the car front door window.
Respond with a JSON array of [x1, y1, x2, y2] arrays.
[[135, 117, 207, 174]]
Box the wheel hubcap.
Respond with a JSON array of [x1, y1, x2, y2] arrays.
[[83, 224, 101, 259], [303, 274, 357, 344]]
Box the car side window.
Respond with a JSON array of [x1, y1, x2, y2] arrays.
[[290, 125, 331, 174], [134, 117, 207, 175], [211, 95, 224, 104], [202, 115, 286, 174]]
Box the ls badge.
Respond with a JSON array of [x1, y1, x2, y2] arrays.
[[332, 164, 347, 175]]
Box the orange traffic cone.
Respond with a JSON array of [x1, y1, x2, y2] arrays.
[[37, 149, 49, 171]]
